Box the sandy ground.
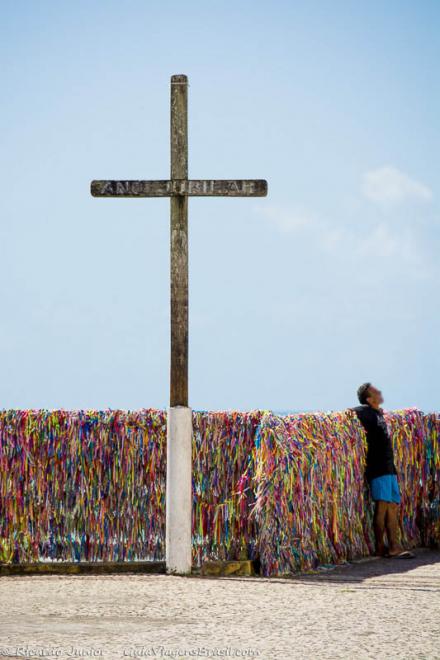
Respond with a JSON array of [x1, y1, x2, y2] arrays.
[[1, 549, 440, 660]]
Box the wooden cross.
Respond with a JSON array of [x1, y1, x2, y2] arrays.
[[91, 74, 267, 573], [91, 74, 267, 408]]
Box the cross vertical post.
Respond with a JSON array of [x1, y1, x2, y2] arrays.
[[166, 74, 192, 574], [170, 74, 189, 407]]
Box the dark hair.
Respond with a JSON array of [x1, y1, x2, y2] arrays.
[[357, 382, 372, 405]]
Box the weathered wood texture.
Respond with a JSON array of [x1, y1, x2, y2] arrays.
[[170, 75, 189, 407], [91, 179, 267, 197]]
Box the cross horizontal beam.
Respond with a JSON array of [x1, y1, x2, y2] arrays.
[[91, 179, 267, 198]]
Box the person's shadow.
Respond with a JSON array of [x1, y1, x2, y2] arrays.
[[287, 547, 440, 590]]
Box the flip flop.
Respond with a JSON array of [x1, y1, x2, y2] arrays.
[[385, 550, 415, 559]]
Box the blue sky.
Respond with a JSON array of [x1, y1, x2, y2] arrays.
[[1, 1, 439, 412]]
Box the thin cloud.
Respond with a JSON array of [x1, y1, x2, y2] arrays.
[[362, 166, 432, 205], [256, 202, 429, 276], [256, 204, 313, 233]]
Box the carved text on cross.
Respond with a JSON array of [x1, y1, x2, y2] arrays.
[[92, 179, 267, 197]]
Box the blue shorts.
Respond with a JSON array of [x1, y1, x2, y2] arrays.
[[369, 474, 401, 504]]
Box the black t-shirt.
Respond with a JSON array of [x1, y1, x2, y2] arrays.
[[353, 404, 397, 481]]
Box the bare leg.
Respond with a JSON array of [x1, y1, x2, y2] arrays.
[[373, 500, 388, 556], [385, 502, 401, 555]]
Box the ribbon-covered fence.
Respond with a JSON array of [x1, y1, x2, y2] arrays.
[[0, 408, 439, 575], [252, 409, 440, 575]]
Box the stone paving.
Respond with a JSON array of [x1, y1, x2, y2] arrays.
[[1, 549, 440, 660]]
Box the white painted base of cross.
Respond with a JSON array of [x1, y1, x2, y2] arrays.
[[166, 406, 193, 574]]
